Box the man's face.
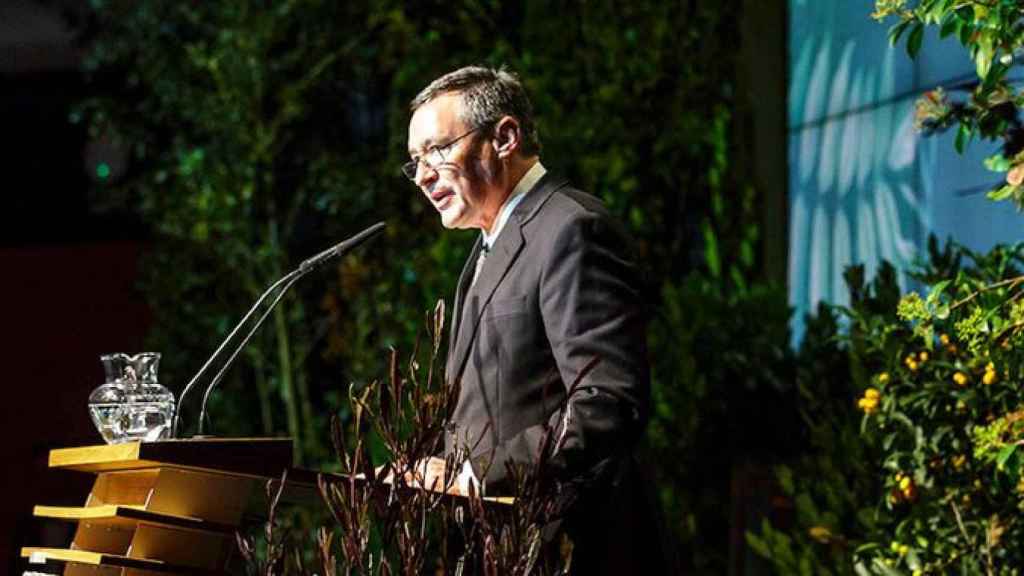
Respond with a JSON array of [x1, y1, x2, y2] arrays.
[[407, 93, 496, 230]]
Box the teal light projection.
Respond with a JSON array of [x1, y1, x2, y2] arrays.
[[788, 1, 1019, 340]]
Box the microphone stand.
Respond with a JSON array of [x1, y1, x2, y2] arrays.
[[170, 221, 387, 439], [196, 271, 304, 435], [170, 270, 300, 438]]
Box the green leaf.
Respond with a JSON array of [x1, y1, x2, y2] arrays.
[[958, 20, 973, 45], [883, 431, 898, 450], [745, 530, 772, 559], [983, 153, 1011, 172], [996, 444, 1016, 470], [987, 184, 1017, 201], [938, 13, 959, 38], [926, 279, 950, 305], [702, 221, 721, 278], [889, 20, 912, 46], [874, 558, 903, 576], [907, 23, 925, 58], [907, 550, 922, 570], [975, 32, 994, 79], [776, 465, 795, 495], [853, 542, 881, 555], [924, 0, 947, 25], [954, 122, 971, 154], [954, 4, 973, 22]]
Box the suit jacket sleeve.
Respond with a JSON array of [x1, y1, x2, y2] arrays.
[[472, 210, 650, 488]]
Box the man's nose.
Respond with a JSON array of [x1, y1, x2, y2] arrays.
[[414, 162, 438, 188]]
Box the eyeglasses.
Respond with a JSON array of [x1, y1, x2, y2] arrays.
[[402, 127, 482, 180]]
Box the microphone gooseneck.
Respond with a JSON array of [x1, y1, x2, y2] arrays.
[[299, 221, 387, 273]]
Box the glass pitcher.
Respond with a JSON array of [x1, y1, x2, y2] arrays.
[[88, 352, 175, 443]]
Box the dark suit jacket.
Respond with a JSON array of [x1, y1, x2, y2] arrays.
[[445, 171, 649, 485], [444, 173, 671, 572]]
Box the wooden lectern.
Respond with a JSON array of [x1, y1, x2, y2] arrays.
[[21, 438, 295, 575]]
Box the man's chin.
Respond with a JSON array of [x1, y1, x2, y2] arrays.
[[439, 209, 468, 229]]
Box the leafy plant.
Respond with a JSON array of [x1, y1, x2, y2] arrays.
[[850, 240, 1024, 574], [873, 0, 1024, 207]]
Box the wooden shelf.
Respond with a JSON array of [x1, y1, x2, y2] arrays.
[[21, 547, 226, 574], [49, 437, 293, 477], [34, 504, 235, 533]]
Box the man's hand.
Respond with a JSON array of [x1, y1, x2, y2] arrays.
[[409, 456, 447, 491], [376, 457, 482, 496], [378, 457, 448, 492]]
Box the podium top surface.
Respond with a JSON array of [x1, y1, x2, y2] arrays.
[[50, 437, 293, 477], [22, 547, 227, 575]]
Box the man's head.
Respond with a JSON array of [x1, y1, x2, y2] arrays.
[[406, 66, 541, 231]]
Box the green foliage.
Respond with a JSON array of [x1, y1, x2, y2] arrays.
[[746, 264, 902, 575], [850, 240, 1024, 574], [750, 239, 1024, 574], [747, 240, 1024, 574], [873, 0, 1024, 209]]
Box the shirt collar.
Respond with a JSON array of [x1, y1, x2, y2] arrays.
[[481, 161, 546, 249]]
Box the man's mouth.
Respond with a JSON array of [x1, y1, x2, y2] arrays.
[[431, 189, 455, 209]]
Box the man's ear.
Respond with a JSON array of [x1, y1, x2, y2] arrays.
[[492, 116, 520, 159]]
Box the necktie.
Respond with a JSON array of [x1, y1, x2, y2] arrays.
[[471, 244, 489, 287]]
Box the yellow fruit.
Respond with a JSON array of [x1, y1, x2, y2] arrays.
[[865, 388, 880, 400], [858, 397, 878, 414], [877, 372, 890, 384], [940, 334, 950, 345], [808, 526, 832, 543], [899, 476, 912, 491], [983, 370, 997, 385], [919, 351, 929, 362], [953, 372, 968, 386]]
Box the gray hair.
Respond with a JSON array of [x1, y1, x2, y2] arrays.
[[410, 65, 541, 156]]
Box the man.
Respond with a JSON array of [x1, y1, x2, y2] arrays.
[[404, 66, 664, 572]]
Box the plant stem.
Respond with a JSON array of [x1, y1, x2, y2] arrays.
[[251, 347, 274, 435], [950, 275, 1024, 312], [274, 302, 302, 466]]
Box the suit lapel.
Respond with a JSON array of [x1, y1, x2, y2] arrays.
[[449, 221, 525, 383], [447, 172, 570, 384], [447, 236, 483, 379]]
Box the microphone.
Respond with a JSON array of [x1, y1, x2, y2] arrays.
[[299, 221, 387, 273], [172, 221, 388, 438]]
